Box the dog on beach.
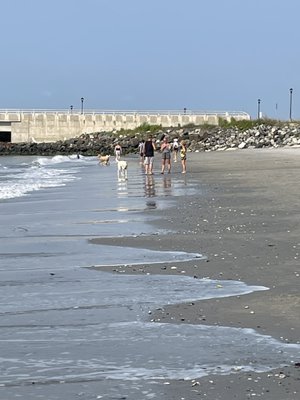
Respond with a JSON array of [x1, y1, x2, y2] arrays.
[[98, 154, 110, 165], [117, 160, 128, 180]]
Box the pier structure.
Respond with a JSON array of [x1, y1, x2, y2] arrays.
[[0, 109, 250, 143]]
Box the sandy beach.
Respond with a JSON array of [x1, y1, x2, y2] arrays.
[[92, 147, 300, 399]]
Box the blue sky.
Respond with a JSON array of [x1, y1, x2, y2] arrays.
[[1, 0, 299, 120]]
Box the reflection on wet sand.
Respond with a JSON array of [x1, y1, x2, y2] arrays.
[[163, 175, 172, 195], [144, 174, 156, 209], [144, 174, 156, 197], [117, 179, 128, 198]]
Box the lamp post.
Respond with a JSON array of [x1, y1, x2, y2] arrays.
[[257, 99, 261, 120], [289, 88, 293, 121], [81, 97, 84, 114]]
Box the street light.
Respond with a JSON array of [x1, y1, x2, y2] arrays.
[[289, 88, 293, 121], [257, 99, 261, 120], [81, 97, 84, 114]]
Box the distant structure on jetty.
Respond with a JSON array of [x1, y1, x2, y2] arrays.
[[0, 109, 250, 143]]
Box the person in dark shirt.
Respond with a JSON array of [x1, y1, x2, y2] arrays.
[[144, 135, 156, 175]]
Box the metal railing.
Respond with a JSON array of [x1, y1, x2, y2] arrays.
[[0, 108, 250, 117]]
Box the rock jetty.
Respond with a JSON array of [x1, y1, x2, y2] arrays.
[[1, 123, 300, 156]]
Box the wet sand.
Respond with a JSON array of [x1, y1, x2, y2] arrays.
[[93, 147, 300, 399]]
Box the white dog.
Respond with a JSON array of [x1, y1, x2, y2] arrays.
[[98, 154, 110, 165], [117, 160, 128, 180]]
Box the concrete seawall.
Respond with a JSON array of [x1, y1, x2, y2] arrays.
[[0, 110, 250, 143]]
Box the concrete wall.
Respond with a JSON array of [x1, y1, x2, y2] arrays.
[[0, 110, 251, 143]]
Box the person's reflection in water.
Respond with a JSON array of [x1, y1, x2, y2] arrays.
[[144, 174, 157, 209], [163, 175, 172, 196], [182, 173, 187, 186], [163, 175, 172, 188], [145, 174, 156, 197]]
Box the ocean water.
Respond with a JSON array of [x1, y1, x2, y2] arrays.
[[0, 154, 299, 400]]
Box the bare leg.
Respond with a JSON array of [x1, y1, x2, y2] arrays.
[[167, 159, 171, 173], [149, 161, 154, 175]]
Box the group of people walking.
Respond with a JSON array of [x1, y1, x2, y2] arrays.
[[139, 136, 187, 175]]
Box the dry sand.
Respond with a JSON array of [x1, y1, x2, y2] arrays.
[[92, 147, 300, 399]]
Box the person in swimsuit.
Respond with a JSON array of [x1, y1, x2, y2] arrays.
[[160, 137, 171, 174], [180, 140, 187, 174], [114, 143, 122, 161]]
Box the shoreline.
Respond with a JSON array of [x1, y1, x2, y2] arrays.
[[91, 147, 300, 398]]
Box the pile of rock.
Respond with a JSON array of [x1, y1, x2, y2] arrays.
[[181, 124, 300, 152], [0, 132, 140, 156], [1, 123, 300, 156]]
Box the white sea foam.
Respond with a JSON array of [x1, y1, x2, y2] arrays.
[[34, 154, 79, 166], [0, 155, 82, 200]]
